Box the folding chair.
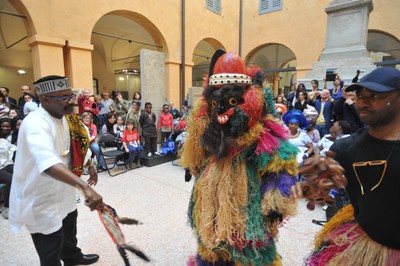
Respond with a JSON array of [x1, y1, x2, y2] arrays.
[[97, 134, 128, 176]]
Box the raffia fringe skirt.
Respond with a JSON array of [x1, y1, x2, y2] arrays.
[[306, 204, 400, 266]]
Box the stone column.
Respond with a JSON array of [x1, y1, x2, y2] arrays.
[[303, 0, 376, 88], [28, 35, 65, 80], [140, 49, 166, 117], [64, 41, 94, 91], [165, 60, 181, 107]]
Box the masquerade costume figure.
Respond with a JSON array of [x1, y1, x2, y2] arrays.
[[181, 50, 300, 265]]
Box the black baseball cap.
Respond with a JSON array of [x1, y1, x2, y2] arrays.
[[345, 67, 400, 92]]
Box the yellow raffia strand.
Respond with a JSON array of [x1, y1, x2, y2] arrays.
[[264, 154, 298, 176], [233, 253, 282, 266], [198, 242, 231, 262], [194, 157, 248, 249], [261, 189, 297, 219], [235, 123, 264, 147], [328, 229, 391, 266], [180, 99, 209, 176], [314, 204, 354, 249]]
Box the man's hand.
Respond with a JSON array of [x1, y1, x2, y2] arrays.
[[344, 98, 354, 105], [81, 186, 103, 211], [290, 182, 303, 202], [327, 135, 337, 142], [87, 165, 98, 186]]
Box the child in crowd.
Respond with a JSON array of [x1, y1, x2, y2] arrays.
[[122, 120, 143, 169], [306, 120, 320, 152], [113, 115, 125, 139], [139, 102, 158, 157], [158, 104, 174, 148]]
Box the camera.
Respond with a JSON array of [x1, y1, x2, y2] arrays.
[[326, 68, 337, 82]]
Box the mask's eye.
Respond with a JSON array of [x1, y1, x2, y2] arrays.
[[211, 100, 217, 108], [229, 98, 238, 106]]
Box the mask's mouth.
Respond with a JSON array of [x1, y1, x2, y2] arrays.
[[216, 108, 235, 124]]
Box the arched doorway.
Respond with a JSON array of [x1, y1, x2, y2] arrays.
[[246, 44, 297, 96], [191, 38, 225, 87], [0, 1, 33, 98], [91, 12, 166, 101], [367, 30, 400, 69]]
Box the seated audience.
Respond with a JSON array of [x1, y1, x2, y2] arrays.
[[113, 115, 125, 139], [100, 113, 117, 147], [82, 112, 107, 171], [8, 109, 20, 120], [78, 89, 99, 116], [0, 91, 11, 119], [0, 137, 16, 219], [317, 120, 352, 156], [10, 116, 22, 146], [114, 92, 130, 117], [0, 118, 12, 142], [168, 102, 181, 127], [122, 120, 143, 169], [306, 120, 320, 151], [23, 93, 40, 116], [0, 87, 17, 105], [282, 109, 314, 165]]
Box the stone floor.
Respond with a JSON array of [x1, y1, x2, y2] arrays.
[[0, 162, 326, 266]]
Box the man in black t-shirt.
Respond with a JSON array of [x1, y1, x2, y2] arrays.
[[307, 67, 400, 265]]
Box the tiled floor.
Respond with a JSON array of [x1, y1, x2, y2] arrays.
[[0, 162, 326, 265]]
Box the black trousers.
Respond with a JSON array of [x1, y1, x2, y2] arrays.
[[0, 164, 13, 208], [31, 209, 83, 266], [160, 131, 171, 148], [144, 136, 157, 154]]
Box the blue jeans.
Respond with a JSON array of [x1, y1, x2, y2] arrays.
[[127, 144, 144, 162], [90, 142, 106, 167]]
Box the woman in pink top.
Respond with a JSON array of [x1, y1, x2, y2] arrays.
[[82, 112, 107, 171], [158, 104, 174, 148]]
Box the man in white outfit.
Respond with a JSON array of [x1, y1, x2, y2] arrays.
[[9, 75, 103, 266]]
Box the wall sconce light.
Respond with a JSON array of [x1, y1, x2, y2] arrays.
[[18, 69, 26, 75], [114, 68, 140, 75]]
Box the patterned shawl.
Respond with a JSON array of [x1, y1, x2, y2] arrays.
[[65, 114, 90, 176]]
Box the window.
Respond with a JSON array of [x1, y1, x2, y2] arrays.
[[93, 78, 98, 95], [259, 0, 283, 15], [206, 0, 221, 15]]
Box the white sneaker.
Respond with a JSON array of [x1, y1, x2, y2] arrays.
[[147, 152, 152, 157], [155, 152, 161, 155]]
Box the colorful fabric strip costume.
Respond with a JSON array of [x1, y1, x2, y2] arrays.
[[181, 50, 299, 265], [306, 204, 400, 266]]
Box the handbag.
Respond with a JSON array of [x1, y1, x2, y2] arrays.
[[161, 126, 172, 133], [161, 134, 176, 155]]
